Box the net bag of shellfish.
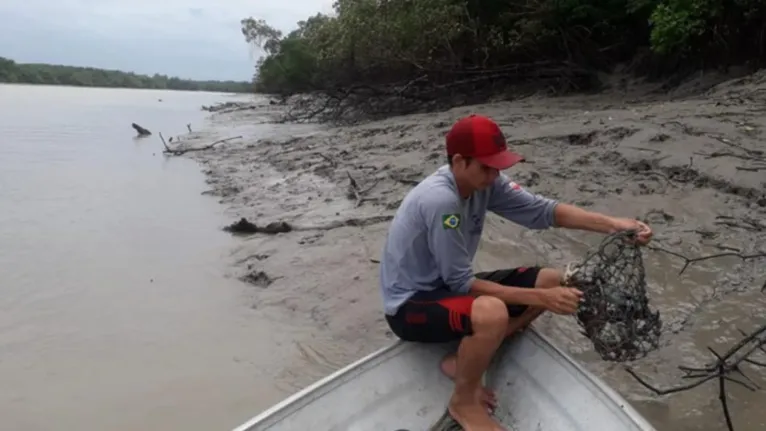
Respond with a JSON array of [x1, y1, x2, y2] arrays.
[[561, 230, 662, 362]]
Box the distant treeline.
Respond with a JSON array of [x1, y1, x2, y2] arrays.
[[0, 57, 253, 93]]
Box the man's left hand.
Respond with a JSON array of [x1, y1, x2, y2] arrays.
[[610, 217, 653, 245]]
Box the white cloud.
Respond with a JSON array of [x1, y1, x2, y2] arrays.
[[0, 0, 336, 80]]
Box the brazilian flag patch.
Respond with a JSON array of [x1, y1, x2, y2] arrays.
[[442, 213, 461, 229]]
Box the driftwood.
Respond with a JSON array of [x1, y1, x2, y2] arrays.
[[132, 123, 151, 136], [159, 132, 242, 156], [621, 242, 766, 431], [626, 324, 766, 431]]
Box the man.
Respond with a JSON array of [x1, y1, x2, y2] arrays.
[[378, 114, 652, 431]]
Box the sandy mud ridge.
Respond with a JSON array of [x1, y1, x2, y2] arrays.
[[164, 71, 766, 430]]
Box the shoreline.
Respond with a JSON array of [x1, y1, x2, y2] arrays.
[[176, 71, 766, 430]]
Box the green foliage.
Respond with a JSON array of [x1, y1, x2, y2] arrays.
[[649, 2, 706, 55], [0, 57, 253, 93], [243, 0, 765, 98], [648, 0, 765, 64]]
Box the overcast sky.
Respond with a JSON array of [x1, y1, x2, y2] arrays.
[[0, 0, 335, 81]]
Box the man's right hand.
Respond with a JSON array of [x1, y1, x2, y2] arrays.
[[539, 287, 584, 314]]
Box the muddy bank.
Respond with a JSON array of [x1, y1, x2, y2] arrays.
[[174, 72, 766, 430]]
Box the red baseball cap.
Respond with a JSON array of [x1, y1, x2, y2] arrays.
[[445, 114, 524, 169]]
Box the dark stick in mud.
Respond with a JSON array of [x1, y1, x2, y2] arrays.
[[647, 246, 766, 276], [624, 323, 766, 431], [318, 153, 337, 168], [346, 172, 363, 207], [714, 215, 765, 232], [345, 172, 379, 208]]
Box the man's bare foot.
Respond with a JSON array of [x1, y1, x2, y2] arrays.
[[448, 394, 507, 431], [440, 354, 496, 411]]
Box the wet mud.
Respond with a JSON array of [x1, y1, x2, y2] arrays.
[[175, 71, 766, 430]]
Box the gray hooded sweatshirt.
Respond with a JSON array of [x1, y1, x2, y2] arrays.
[[379, 165, 559, 316]]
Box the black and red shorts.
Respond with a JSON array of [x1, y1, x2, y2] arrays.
[[385, 267, 541, 343]]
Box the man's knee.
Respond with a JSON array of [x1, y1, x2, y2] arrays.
[[470, 296, 509, 334]]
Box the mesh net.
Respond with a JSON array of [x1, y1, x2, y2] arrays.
[[561, 229, 662, 362]]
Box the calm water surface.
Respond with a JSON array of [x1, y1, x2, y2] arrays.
[[0, 84, 300, 431]]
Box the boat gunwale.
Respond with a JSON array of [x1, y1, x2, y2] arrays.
[[231, 327, 656, 431], [521, 328, 657, 430], [230, 341, 404, 431]]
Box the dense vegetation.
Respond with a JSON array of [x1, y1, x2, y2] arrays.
[[242, 0, 766, 122], [0, 57, 252, 93]]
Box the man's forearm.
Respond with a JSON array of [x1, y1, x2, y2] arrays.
[[553, 203, 616, 233], [468, 278, 546, 307]]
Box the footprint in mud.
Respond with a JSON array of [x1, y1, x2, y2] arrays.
[[392, 138, 421, 151], [430, 120, 450, 129], [241, 270, 279, 288], [298, 232, 324, 245], [563, 127, 639, 148], [236, 254, 271, 266], [636, 182, 660, 195], [516, 171, 540, 187], [567, 131, 598, 146], [572, 153, 595, 166], [604, 126, 640, 140], [643, 209, 675, 224]]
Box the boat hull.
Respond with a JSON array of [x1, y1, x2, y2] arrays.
[[234, 328, 656, 431]]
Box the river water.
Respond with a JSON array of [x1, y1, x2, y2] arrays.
[[0, 84, 304, 431]]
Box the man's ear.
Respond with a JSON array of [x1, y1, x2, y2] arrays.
[[452, 153, 470, 167]]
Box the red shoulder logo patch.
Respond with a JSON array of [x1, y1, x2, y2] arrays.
[[507, 181, 522, 191]]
